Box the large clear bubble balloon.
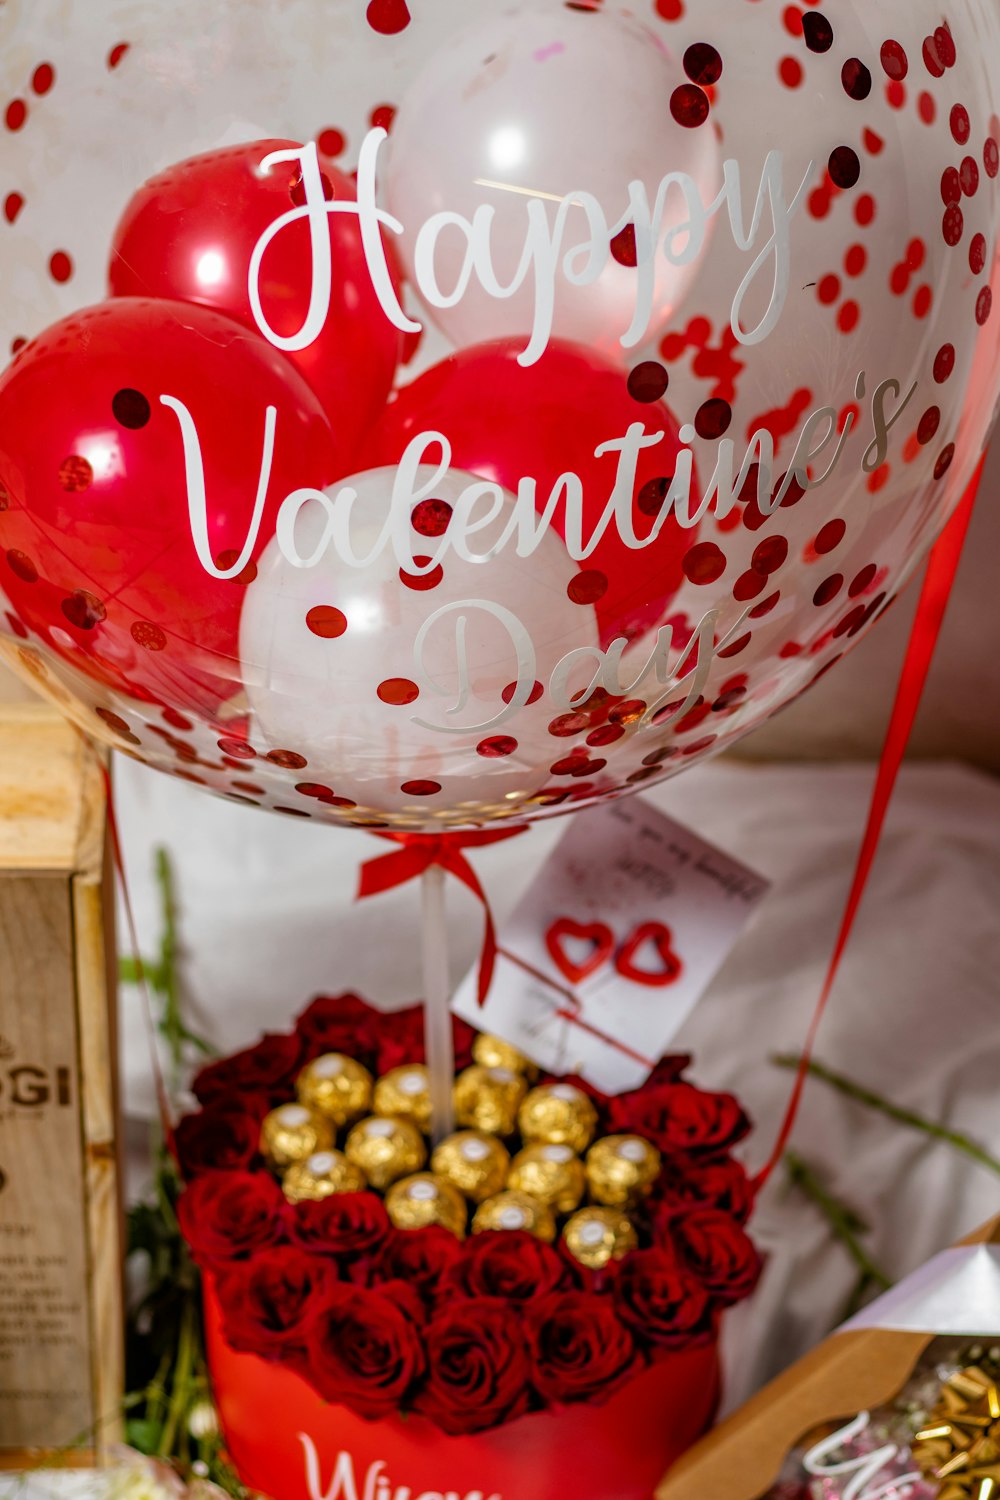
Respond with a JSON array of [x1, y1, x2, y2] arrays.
[[1, 0, 999, 830]]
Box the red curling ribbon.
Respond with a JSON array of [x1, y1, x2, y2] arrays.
[[753, 456, 984, 1197], [357, 828, 527, 1005]]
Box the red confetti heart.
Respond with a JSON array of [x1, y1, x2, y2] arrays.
[[366, 0, 411, 35], [545, 918, 615, 985], [615, 923, 683, 988]]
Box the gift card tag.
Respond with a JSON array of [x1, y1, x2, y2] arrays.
[[452, 797, 770, 1094]]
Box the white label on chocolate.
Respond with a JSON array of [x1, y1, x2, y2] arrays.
[[578, 1222, 606, 1247], [461, 1139, 492, 1162], [279, 1105, 311, 1127], [550, 1085, 581, 1103], [313, 1056, 346, 1078], [488, 1067, 516, 1084], [409, 1180, 438, 1202], [498, 1206, 528, 1230], [308, 1153, 337, 1175], [542, 1145, 574, 1164], [365, 1119, 397, 1139], [399, 1071, 426, 1096], [618, 1140, 647, 1163]]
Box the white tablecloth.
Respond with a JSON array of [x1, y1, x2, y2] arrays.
[[115, 756, 1000, 1411]]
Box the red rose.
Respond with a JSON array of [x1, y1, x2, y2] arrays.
[[415, 1298, 532, 1435], [174, 1097, 267, 1179], [672, 1207, 762, 1304], [376, 1227, 465, 1302], [177, 1170, 288, 1264], [215, 1246, 335, 1356], [653, 1157, 754, 1228], [192, 1032, 304, 1107], [307, 1282, 425, 1419], [289, 1192, 391, 1260], [526, 1292, 637, 1405], [295, 993, 380, 1068], [612, 1249, 713, 1349], [438, 1231, 578, 1305], [647, 1054, 693, 1085], [608, 1081, 750, 1156], [373, 1005, 476, 1075]]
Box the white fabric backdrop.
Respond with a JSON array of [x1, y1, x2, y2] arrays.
[[115, 754, 1000, 1410]]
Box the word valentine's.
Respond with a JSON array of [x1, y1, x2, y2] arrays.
[[248, 133, 814, 366], [301, 1437, 501, 1500]]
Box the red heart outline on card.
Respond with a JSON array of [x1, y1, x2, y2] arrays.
[[615, 922, 683, 988], [545, 918, 615, 985]]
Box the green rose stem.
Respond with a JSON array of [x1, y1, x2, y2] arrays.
[[773, 1053, 1000, 1178], [784, 1150, 893, 1321]]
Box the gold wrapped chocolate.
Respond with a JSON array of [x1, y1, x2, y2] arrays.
[[260, 1103, 334, 1169], [562, 1206, 638, 1269], [472, 1190, 557, 1243], [344, 1115, 427, 1191], [282, 1149, 367, 1203], [431, 1131, 510, 1204], [518, 1083, 598, 1155], [585, 1135, 662, 1208], [373, 1064, 432, 1133], [453, 1065, 527, 1137], [297, 1052, 373, 1127], [471, 1033, 538, 1079], [914, 1362, 1000, 1499], [508, 1142, 586, 1214], [385, 1173, 467, 1237]]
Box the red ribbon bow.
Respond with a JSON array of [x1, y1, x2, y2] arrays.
[[356, 828, 527, 1005]]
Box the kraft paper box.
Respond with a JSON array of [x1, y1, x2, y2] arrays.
[[656, 1214, 1000, 1500]]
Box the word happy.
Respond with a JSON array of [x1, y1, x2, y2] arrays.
[[301, 1436, 502, 1500], [248, 131, 815, 365]]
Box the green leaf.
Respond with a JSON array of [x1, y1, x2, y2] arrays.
[[125, 1418, 162, 1454]]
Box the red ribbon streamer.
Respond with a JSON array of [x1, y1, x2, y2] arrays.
[[752, 457, 984, 1196], [357, 828, 527, 1005]]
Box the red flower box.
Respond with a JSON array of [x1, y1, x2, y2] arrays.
[[205, 1278, 721, 1500]]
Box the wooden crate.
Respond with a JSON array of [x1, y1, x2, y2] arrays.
[[0, 704, 123, 1462]]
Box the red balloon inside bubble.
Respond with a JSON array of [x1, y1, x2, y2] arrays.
[[0, 297, 343, 714], [109, 139, 404, 459], [365, 339, 695, 648]]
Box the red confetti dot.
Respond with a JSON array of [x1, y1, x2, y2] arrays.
[[683, 42, 722, 85], [58, 455, 93, 492], [655, 0, 684, 17], [917, 407, 941, 445], [935, 26, 957, 68], [849, 564, 878, 596], [217, 737, 256, 760], [779, 56, 804, 88], [837, 301, 860, 334], [880, 40, 908, 80], [477, 736, 518, 758], [163, 709, 193, 732], [918, 92, 936, 125], [922, 35, 945, 79], [783, 6, 803, 36], [400, 557, 443, 591], [842, 58, 872, 101], [549, 713, 590, 738], [295, 782, 335, 799], [951, 104, 971, 145], [61, 590, 106, 630], [108, 43, 130, 68], [802, 12, 833, 53], [844, 244, 867, 277], [568, 570, 608, 605], [670, 84, 710, 128], [943, 203, 965, 248], [608, 700, 647, 726], [6, 549, 37, 583], [818, 274, 840, 305], [733, 569, 768, 602], [3, 192, 24, 224], [934, 445, 956, 480], [610, 224, 638, 267], [366, 0, 411, 34], [587, 724, 625, 747], [960, 156, 980, 197], [814, 519, 846, 554], [913, 284, 933, 319], [855, 194, 876, 226], [131, 621, 166, 651], [985, 137, 1000, 178], [370, 104, 397, 131], [214, 549, 257, 586], [813, 574, 844, 606], [752, 536, 789, 574], [829, 146, 861, 190], [31, 64, 54, 95], [48, 250, 73, 283], [682, 542, 726, 585], [941, 167, 962, 206], [718, 633, 751, 660], [317, 128, 345, 157], [627, 361, 669, 402], [863, 128, 885, 156], [886, 80, 906, 110], [96, 708, 132, 735], [306, 605, 347, 638], [266, 749, 308, 770], [694, 397, 732, 439], [934, 343, 956, 382], [378, 678, 419, 705], [503, 679, 543, 706], [411, 498, 452, 537], [5, 99, 27, 131], [977, 287, 993, 325], [749, 592, 780, 619], [970, 234, 987, 275]]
